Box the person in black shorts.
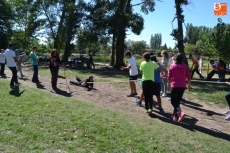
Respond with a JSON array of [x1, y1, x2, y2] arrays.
[[121, 51, 139, 97]]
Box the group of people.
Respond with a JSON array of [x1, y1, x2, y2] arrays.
[[2, 43, 94, 91], [121, 51, 190, 122], [121, 51, 230, 121]]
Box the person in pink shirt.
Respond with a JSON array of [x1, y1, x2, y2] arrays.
[[168, 53, 191, 122]]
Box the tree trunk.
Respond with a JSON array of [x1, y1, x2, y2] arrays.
[[62, 0, 76, 63], [110, 34, 116, 66], [175, 0, 188, 66], [115, 30, 125, 69]]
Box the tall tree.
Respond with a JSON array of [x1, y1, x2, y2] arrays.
[[209, 18, 230, 63], [171, 0, 188, 65], [150, 33, 162, 49], [0, 0, 13, 48]]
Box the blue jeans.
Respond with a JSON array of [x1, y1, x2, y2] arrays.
[[225, 93, 230, 108], [218, 70, 225, 82], [32, 65, 39, 82]]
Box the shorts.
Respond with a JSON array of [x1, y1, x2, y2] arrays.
[[153, 82, 161, 96], [129, 75, 138, 80]]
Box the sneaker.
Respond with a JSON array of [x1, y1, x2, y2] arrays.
[[178, 111, 186, 122], [135, 99, 142, 106], [133, 93, 138, 96], [224, 110, 230, 115], [127, 93, 135, 97], [162, 93, 167, 97], [225, 115, 230, 120], [147, 109, 153, 114], [159, 108, 164, 113], [171, 114, 178, 121]]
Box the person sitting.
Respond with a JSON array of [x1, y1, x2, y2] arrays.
[[206, 60, 218, 81], [76, 75, 94, 90]]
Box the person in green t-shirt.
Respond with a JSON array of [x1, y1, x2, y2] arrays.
[[139, 52, 165, 114], [29, 46, 40, 83]]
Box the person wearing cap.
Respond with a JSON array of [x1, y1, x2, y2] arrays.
[[29, 46, 40, 83], [0, 49, 6, 76], [17, 52, 26, 77]]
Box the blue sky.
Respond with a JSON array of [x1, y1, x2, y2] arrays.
[[127, 0, 230, 48]]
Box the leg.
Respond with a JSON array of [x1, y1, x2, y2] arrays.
[[156, 96, 162, 108], [225, 92, 230, 109], [0, 63, 3, 74], [53, 68, 59, 87], [50, 68, 55, 87], [142, 80, 154, 111], [207, 70, 216, 81], [170, 88, 178, 115], [130, 81, 137, 94], [8, 67, 14, 86], [191, 68, 196, 79], [195, 66, 203, 78], [163, 78, 167, 94], [12, 67, 19, 84], [33, 65, 39, 82]]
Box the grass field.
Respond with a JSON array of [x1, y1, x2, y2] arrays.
[[0, 80, 230, 152]]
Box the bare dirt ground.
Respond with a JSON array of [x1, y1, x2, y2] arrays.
[[2, 67, 230, 141]]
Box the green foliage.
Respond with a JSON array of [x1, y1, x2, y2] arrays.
[[126, 40, 147, 54], [209, 18, 230, 63], [150, 33, 162, 49]]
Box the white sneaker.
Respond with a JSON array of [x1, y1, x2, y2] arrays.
[[225, 115, 230, 121], [224, 110, 230, 115], [162, 93, 167, 97]]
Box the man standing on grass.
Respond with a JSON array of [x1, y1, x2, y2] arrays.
[[121, 51, 138, 97], [4, 43, 20, 88], [29, 46, 40, 83]]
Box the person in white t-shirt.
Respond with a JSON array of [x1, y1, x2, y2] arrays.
[[121, 51, 138, 97], [4, 43, 20, 88], [0, 49, 6, 76]]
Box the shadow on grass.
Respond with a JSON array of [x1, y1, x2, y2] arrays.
[[9, 86, 25, 97], [52, 87, 72, 97], [149, 111, 230, 142], [35, 83, 46, 89]]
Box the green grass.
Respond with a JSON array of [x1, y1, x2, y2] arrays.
[[0, 80, 230, 152], [185, 82, 230, 107]]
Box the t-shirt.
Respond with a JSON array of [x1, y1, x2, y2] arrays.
[[140, 61, 159, 81], [154, 63, 164, 83], [161, 58, 169, 69], [4, 49, 16, 67], [49, 57, 62, 69], [191, 58, 198, 66], [29, 52, 38, 66], [0, 53, 5, 63], [18, 56, 25, 64], [128, 57, 138, 76]]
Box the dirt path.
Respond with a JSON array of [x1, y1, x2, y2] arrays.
[[2, 69, 230, 138]]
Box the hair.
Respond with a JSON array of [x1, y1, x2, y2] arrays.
[[189, 54, 192, 58], [8, 43, 13, 48], [124, 51, 132, 57], [143, 52, 150, 61], [149, 52, 154, 56], [174, 53, 184, 64], [32, 46, 37, 49], [161, 50, 169, 59], [51, 49, 60, 58], [210, 60, 214, 64], [150, 56, 157, 62], [89, 75, 93, 79], [219, 59, 225, 67]]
